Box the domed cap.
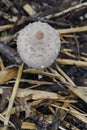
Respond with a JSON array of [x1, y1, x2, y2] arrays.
[[17, 22, 61, 69]]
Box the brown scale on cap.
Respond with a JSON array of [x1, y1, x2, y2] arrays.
[[36, 31, 44, 40]]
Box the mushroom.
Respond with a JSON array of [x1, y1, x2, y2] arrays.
[[17, 21, 61, 69]]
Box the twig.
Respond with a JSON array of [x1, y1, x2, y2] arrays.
[[0, 57, 5, 70], [57, 58, 87, 67], [73, 33, 80, 60], [56, 65, 87, 103], [0, 24, 13, 32], [49, 67, 66, 83], [44, 2, 87, 19], [0, 43, 22, 65], [2, 0, 13, 8], [23, 4, 36, 15], [23, 68, 66, 82], [61, 49, 87, 61], [2, 64, 24, 130], [57, 25, 87, 34], [2, 0, 18, 14], [0, 114, 15, 129], [9, 79, 53, 85], [56, 65, 75, 86], [52, 104, 87, 123]]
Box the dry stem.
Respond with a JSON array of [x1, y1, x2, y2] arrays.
[[2, 64, 24, 130]]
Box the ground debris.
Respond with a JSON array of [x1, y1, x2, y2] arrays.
[[0, 0, 87, 130]]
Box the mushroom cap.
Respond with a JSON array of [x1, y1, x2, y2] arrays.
[[17, 22, 61, 69]]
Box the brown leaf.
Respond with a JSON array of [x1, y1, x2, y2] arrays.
[[0, 68, 18, 84]]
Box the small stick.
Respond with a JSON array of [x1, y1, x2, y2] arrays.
[[57, 58, 87, 67], [0, 24, 13, 32], [0, 43, 22, 65], [2, 0, 18, 14], [61, 49, 87, 61], [2, 0, 13, 8], [56, 65, 75, 86], [9, 79, 53, 85], [56, 65, 87, 103], [57, 25, 87, 34], [49, 67, 66, 83], [45, 2, 87, 19], [23, 4, 36, 15], [0, 57, 5, 70], [23, 68, 66, 81], [2, 64, 24, 130]]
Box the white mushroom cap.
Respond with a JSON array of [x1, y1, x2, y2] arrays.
[[17, 22, 61, 69]]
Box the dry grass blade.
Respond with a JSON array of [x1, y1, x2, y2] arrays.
[[2, 64, 24, 130], [21, 122, 66, 130], [45, 2, 87, 19], [0, 16, 26, 33], [10, 79, 53, 86], [70, 87, 87, 103], [2, 0, 18, 14], [57, 58, 87, 67], [0, 57, 5, 70], [69, 106, 87, 123], [17, 88, 59, 100], [49, 67, 67, 83], [22, 122, 66, 130], [61, 49, 87, 61], [21, 122, 37, 130], [60, 101, 70, 121], [0, 114, 15, 129], [23, 68, 64, 80], [57, 25, 87, 34], [0, 87, 61, 100], [52, 104, 87, 123], [0, 24, 13, 32], [56, 65, 75, 86], [56, 65, 87, 103]]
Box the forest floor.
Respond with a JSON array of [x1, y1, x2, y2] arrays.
[[0, 0, 87, 130]]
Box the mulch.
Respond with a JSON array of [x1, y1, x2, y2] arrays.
[[0, 0, 87, 130]]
